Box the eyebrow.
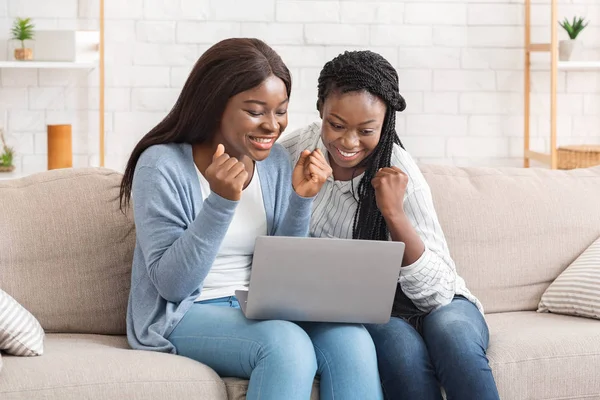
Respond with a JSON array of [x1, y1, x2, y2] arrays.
[[243, 99, 289, 106], [330, 113, 376, 126]]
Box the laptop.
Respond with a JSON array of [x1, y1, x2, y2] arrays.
[[235, 235, 404, 324]]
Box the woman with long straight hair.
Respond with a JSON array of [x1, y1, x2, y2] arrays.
[[120, 39, 384, 400]]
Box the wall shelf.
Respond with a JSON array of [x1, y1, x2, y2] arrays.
[[558, 61, 600, 70], [0, 61, 97, 69], [531, 60, 600, 71], [522, 0, 599, 169]]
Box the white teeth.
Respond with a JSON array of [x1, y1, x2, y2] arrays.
[[251, 137, 273, 143], [339, 149, 358, 157]]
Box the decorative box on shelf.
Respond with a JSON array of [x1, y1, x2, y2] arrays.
[[557, 145, 600, 170]]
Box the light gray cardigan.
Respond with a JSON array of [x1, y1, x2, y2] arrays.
[[126, 142, 313, 353]]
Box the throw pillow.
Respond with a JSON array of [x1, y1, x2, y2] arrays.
[[538, 236, 600, 319], [0, 289, 45, 356]]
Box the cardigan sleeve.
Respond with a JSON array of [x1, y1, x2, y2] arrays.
[[132, 165, 238, 303], [269, 143, 314, 238]]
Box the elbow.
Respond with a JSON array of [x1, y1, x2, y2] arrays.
[[157, 285, 190, 304], [147, 263, 195, 304]]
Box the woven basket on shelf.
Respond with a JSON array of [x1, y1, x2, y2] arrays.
[[0, 165, 15, 172], [557, 145, 600, 170]]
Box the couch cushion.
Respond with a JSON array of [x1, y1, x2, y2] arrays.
[[420, 164, 600, 313], [486, 311, 600, 399], [223, 377, 320, 400], [0, 168, 135, 334], [0, 334, 227, 400]]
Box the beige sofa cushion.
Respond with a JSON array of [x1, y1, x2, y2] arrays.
[[0, 334, 228, 400], [0, 289, 44, 356], [486, 311, 600, 400], [420, 164, 600, 313], [223, 377, 320, 400], [0, 168, 135, 334], [538, 235, 600, 320]]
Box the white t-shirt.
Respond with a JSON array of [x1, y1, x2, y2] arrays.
[[195, 166, 267, 302]]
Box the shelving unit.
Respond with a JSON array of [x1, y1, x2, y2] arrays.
[[0, 0, 105, 167], [524, 0, 599, 169]]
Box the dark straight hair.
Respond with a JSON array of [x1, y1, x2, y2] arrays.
[[119, 38, 291, 211]]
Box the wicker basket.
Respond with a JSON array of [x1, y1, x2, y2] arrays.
[[0, 165, 15, 173], [557, 145, 600, 170]]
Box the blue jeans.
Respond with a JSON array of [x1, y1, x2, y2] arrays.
[[168, 296, 383, 400], [366, 296, 500, 400]]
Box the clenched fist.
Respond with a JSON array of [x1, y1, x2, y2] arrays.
[[204, 144, 249, 201], [292, 149, 332, 198], [371, 166, 408, 219]]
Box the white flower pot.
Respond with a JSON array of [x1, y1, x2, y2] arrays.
[[558, 39, 580, 61]]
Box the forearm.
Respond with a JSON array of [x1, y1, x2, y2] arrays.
[[274, 189, 314, 237], [384, 212, 425, 266], [140, 193, 237, 302]]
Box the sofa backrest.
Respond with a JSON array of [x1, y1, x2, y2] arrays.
[[419, 164, 600, 314], [0, 168, 135, 334], [2, 164, 600, 332]]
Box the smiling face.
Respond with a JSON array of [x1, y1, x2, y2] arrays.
[[319, 90, 387, 180], [217, 75, 289, 162]]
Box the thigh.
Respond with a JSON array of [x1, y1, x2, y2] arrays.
[[366, 316, 427, 360], [422, 297, 489, 350], [297, 322, 383, 400], [168, 302, 311, 378], [298, 321, 376, 364], [366, 318, 440, 400]]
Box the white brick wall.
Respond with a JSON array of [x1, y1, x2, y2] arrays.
[[1, 0, 600, 175]]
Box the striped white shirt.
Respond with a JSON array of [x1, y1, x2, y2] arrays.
[[280, 122, 483, 314]]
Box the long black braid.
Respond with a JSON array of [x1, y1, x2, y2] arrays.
[[317, 51, 427, 327], [317, 50, 407, 242]]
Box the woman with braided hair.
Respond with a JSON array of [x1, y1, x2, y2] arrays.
[[281, 50, 500, 400]]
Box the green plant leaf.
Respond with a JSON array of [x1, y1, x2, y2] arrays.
[[559, 16, 588, 39], [10, 17, 35, 46]]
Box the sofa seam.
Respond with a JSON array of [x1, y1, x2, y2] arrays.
[[421, 171, 600, 179], [0, 379, 227, 394], [0, 170, 120, 189], [490, 352, 600, 366]]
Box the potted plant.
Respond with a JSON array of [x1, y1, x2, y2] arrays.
[[11, 17, 35, 61], [558, 17, 588, 61], [0, 128, 15, 172]]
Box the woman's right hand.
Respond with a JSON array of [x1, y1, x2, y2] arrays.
[[205, 144, 248, 201], [292, 149, 332, 198]]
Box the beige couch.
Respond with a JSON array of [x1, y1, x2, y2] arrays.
[[1, 165, 600, 400]]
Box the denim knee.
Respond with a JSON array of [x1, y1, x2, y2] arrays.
[[423, 300, 489, 362], [317, 324, 377, 365], [368, 320, 429, 368], [254, 320, 317, 377]]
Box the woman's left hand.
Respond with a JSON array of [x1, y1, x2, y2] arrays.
[[372, 166, 408, 220], [292, 149, 332, 198]]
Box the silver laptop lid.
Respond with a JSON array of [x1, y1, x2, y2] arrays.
[[243, 236, 404, 324]]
